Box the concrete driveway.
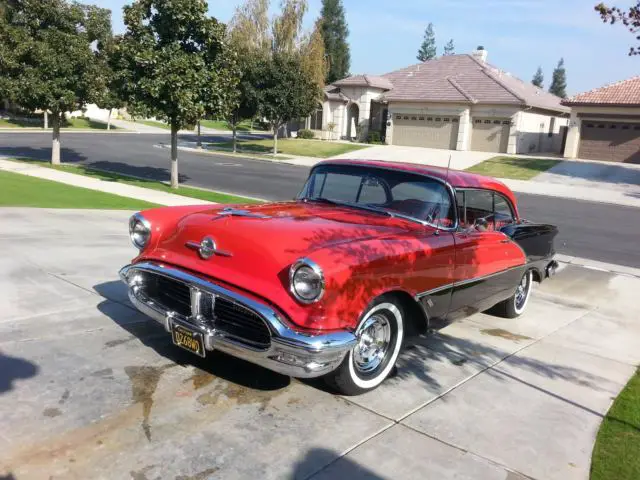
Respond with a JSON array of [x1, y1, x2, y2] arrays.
[[1, 208, 638, 480]]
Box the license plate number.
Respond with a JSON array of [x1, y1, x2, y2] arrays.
[[170, 322, 206, 358]]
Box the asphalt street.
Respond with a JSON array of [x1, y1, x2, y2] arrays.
[[1, 132, 638, 267]]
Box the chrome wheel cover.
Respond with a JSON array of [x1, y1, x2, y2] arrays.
[[353, 313, 392, 375], [515, 272, 531, 311]]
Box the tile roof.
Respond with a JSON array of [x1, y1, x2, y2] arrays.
[[332, 74, 394, 90], [323, 85, 349, 102], [329, 54, 568, 113], [563, 76, 640, 106]]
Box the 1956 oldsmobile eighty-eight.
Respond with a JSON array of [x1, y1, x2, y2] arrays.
[[120, 160, 558, 394]]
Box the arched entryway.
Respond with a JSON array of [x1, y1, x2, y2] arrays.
[[346, 103, 359, 140]]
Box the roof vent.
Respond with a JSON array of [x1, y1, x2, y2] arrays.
[[472, 46, 488, 63]]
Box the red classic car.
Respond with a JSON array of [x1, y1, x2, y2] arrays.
[[120, 160, 558, 394]]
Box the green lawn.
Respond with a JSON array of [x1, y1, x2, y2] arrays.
[[7, 158, 260, 204], [466, 156, 561, 180], [200, 119, 258, 131], [591, 369, 640, 480], [0, 117, 116, 130], [207, 138, 368, 158], [0, 170, 158, 209]]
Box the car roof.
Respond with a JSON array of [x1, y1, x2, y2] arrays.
[[316, 159, 519, 213]]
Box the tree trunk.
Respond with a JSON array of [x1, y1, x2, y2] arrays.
[[51, 113, 61, 165], [196, 120, 202, 149], [232, 125, 237, 153], [273, 127, 278, 156], [107, 110, 112, 131], [170, 123, 179, 189], [44, 111, 48, 129]]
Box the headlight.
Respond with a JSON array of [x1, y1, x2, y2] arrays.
[[129, 213, 151, 250], [289, 258, 325, 303]]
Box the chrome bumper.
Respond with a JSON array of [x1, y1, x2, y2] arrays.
[[119, 262, 356, 378]]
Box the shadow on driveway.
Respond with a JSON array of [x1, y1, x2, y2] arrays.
[[0, 352, 38, 394]]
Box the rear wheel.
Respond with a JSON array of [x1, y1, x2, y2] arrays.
[[492, 270, 533, 318], [324, 296, 404, 395]]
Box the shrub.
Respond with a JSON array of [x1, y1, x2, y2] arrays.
[[367, 131, 383, 144], [297, 129, 315, 139]]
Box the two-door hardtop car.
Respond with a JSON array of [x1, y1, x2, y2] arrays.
[[120, 159, 558, 394]]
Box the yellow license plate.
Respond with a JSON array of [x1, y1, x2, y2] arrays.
[[170, 322, 206, 358]]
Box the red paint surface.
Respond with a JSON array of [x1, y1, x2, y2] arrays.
[[132, 163, 526, 331]]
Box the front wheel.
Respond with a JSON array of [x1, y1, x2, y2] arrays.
[[492, 270, 533, 318], [324, 296, 404, 395]]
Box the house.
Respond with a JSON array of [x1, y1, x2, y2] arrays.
[[300, 48, 570, 154], [562, 76, 640, 163]]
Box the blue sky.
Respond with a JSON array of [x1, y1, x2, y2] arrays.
[[83, 0, 639, 96]]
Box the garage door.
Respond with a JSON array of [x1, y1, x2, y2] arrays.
[[471, 118, 511, 153], [579, 121, 640, 163], [392, 114, 459, 149]]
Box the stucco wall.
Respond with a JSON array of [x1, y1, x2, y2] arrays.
[[516, 110, 569, 154], [564, 105, 640, 158]]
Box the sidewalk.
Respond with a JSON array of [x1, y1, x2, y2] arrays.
[[0, 158, 212, 206]]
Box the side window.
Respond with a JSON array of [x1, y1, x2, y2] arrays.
[[462, 190, 494, 230], [494, 194, 515, 229], [390, 181, 454, 227]]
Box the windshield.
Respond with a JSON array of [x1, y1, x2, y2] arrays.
[[298, 165, 455, 227]]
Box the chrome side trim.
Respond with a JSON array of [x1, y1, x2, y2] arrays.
[[119, 262, 356, 378], [415, 282, 454, 300]]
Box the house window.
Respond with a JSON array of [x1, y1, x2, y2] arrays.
[[452, 118, 459, 123], [435, 117, 441, 122], [634, 125, 640, 130], [597, 124, 605, 128], [493, 120, 501, 125], [548, 117, 556, 137], [502, 120, 511, 125], [443, 118, 450, 122], [310, 105, 323, 130], [586, 123, 595, 128], [411, 116, 417, 120], [396, 115, 401, 120], [419, 116, 425, 121], [484, 119, 491, 124], [427, 117, 433, 121], [609, 124, 617, 129], [622, 125, 630, 130], [403, 116, 409, 120], [474, 119, 482, 124]]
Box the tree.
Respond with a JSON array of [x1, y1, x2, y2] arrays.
[[532, 66, 544, 88], [0, 0, 110, 164], [116, 0, 238, 188], [300, 19, 327, 95], [417, 23, 437, 61], [93, 21, 123, 131], [256, 54, 320, 155], [548, 58, 568, 98], [443, 39, 455, 56], [320, 0, 350, 83], [595, 2, 640, 55]]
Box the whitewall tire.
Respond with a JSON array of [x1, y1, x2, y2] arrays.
[[324, 296, 404, 395]]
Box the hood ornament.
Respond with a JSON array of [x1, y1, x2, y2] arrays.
[[214, 207, 271, 219], [186, 236, 233, 259]]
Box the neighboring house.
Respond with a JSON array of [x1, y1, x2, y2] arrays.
[[563, 76, 640, 163], [296, 48, 569, 154]]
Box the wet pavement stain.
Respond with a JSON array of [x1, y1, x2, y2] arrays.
[[197, 379, 285, 413], [183, 369, 215, 390], [91, 368, 114, 379], [175, 467, 219, 480], [130, 465, 155, 480], [124, 364, 177, 441], [480, 328, 532, 342], [43, 408, 62, 418], [104, 336, 136, 349], [58, 389, 70, 405]]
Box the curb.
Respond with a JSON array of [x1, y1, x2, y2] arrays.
[[555, 254, 640, 279]]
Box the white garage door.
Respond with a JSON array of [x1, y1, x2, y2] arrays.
[[471, 118, 511, 153], [392, 114, 459, 149]]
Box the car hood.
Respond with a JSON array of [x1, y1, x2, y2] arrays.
[[140, 201, 420, 305]]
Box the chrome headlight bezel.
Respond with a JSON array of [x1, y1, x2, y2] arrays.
[[129, 213, 151, 250], [289, 258, 325, 304]]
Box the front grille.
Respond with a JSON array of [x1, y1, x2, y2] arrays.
[[139, 270, 271, 350], [148, 275, 191, 317], [214, 297, 271, 349]]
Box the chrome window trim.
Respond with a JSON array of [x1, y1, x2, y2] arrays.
[[453, 187, 517, 225], [299, 162, 459, 231]]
